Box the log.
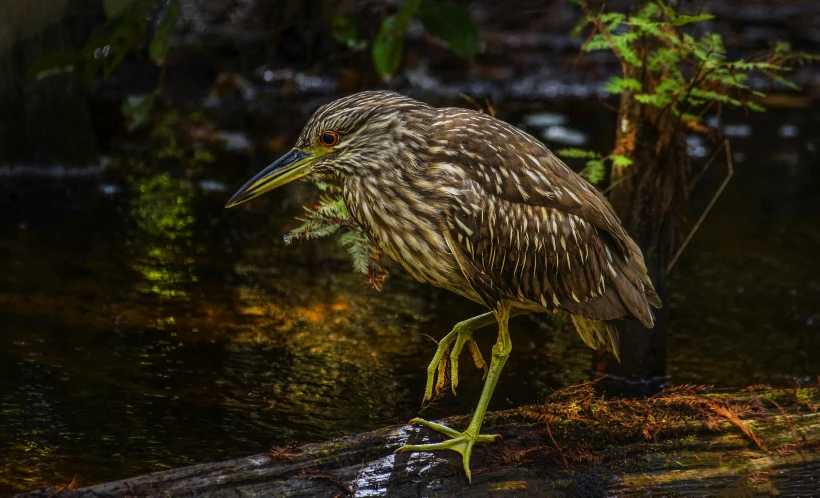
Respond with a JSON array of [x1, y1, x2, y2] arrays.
[[17, 384, 820, 497]]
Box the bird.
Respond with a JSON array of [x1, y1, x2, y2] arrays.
[[226, 90, 661, 483]]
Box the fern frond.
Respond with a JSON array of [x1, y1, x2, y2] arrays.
[[287, 183, 386, 286]]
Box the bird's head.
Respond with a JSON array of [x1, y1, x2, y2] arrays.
[[226, 91, 431, 208]]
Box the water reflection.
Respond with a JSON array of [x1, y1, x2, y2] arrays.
[[128, 173, 198, 298], [0, 108, 817, 494]]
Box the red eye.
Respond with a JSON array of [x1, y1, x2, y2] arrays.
[[319, 131, 339, 146]]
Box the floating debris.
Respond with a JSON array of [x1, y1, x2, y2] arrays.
[[542, 126, 588, 146], [99, 184, 121, 196], [216, 131, 254, 152], [779, 124, 799, 138], [722, 124, 752, 138], [197, 180, 228, 192], [522, 112, 567, 128], [686, 135, 709, 158]]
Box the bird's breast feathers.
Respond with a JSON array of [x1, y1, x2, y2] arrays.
[[343, 175, 480, 301]]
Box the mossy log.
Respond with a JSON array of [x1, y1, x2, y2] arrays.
[[18, 385, 820, 497]]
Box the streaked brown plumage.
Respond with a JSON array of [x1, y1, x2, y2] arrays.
[[226, 90, 661, 482], [317, 92, 660, 344]]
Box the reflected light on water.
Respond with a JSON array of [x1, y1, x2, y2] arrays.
[[0, 107, 817, 494]]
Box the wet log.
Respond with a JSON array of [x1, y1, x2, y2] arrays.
[[17, 385, 820, 497]]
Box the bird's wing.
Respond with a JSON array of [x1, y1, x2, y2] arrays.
[[441, 178, 653, 327], [430, 110, 659, 326]]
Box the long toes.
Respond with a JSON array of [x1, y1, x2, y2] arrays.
[[467, 340, 488, 378], [394, 439, 459, 454], [409, 418, 462, 438], [462, 441, 474, 483], [476, 433, 501, 442], [435, 357, 448, 393], [449, 352, 461, 394]]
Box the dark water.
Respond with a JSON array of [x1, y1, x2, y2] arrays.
[[1, 107, 818, 493]]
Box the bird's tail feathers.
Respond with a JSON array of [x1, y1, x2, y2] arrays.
[[625, 237, 662, 309], [571, 316, 621, 362]]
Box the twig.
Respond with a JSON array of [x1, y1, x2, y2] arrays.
[[602, 171, 633, 195], [686, 139, 724, 192], [666, 138, 733, 273], [574, 0, 606, 66], [706, 401, 766, 451], [545, 422, 568, 468], [577, 0, 627, 73], [761, 395, 807, 463]]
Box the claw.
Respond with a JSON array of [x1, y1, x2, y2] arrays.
[[410, 309, 515, 483], [397, 418, 501, 483], [467, 339, 488, 379], [436, 353, 448, 393], [423, 328, 475, 401], [424, 325, 490, 400]]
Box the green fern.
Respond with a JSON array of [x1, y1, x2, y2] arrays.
[[572, 0, 814, 185], [605, 77, 642, 94], [557, 148, 601, 159], [583, 159, 607, 184], [286, 183, 386, 284]]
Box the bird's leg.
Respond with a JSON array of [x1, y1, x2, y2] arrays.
[[424, 309, 529, 402], [423, 312, 496, 402], [398, 305, 513, 483]]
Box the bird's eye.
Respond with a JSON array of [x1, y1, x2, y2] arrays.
[[319, 131, 339, 147]]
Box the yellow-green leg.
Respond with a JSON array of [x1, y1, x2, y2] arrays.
[[423, 312, 494, 401], [398, 305, 513, 483], [423, 308, 528, 401]]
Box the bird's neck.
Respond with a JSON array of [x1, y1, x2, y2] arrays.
[[343, 168, 431, 235], [342, 169, 455, 287]]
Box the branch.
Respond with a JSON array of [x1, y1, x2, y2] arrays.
[[666, 138, 733, 273]]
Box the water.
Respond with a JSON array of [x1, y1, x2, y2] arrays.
[[1, 107, 818, 494]]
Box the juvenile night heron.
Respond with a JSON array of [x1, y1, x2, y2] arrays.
[[226, 91, 660, 482]]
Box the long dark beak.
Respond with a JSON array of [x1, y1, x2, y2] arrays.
[[225, 149, 313, 208]]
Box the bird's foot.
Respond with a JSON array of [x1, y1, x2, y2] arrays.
[[395, 418, 500, 484], [424, 320, 489, 403]]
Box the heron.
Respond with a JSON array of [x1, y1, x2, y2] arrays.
[[226, 90, 660, 482]]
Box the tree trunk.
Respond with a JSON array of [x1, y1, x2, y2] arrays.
[[17, 386, 819, 497], [597, 32, 690, 390]]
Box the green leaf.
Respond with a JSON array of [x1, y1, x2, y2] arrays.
[[149, 0, 181, 63], [373, 15, 407, 77], [772, 74, 801, 91], [671, 13, 714, 26], [583, 34, 611, 52], [332, 15, 360, 47], [371, 0, 422, 77], [583, 159, 606, 184], [610, 154, 633, 168], [314, 181, 342, 193], [557, 148, 601, 159], [605, 76, 642, 94], [103, 0, 134, 19], [339, 231, 372, 274], [417, 1, 480, 60], [569, 15, 591, 39], [99, 15, 145, 78], [610, 31, 641, 66], [634, 2, 661, 21]]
